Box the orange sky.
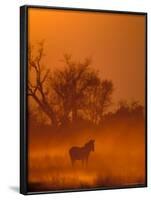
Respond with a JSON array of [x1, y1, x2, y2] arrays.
[[28, 8, 146, 107]]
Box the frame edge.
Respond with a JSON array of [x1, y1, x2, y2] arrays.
[[19, 5, 147, 195], [20, 5, 28, 195]]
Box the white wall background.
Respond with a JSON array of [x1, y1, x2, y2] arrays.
[[0, 0, 150, 199]]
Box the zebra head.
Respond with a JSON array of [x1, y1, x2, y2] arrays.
[[85, 139, 95, 152]]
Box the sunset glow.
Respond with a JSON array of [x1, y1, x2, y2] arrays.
[[27, 8, 146, 192]]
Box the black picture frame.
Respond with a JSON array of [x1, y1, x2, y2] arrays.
[[20, 5, 147, 195]]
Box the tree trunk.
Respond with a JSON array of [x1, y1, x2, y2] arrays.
[[32, 95, 58, 127]]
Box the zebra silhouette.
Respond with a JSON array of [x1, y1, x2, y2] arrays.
[[69, 140, 95, 166]]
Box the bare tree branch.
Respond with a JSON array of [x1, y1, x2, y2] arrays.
[[28, 42, 57, 127]]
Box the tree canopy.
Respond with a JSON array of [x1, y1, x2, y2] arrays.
[[28, 43, 113, 128]]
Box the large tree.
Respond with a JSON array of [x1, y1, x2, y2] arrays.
[[28, 43, 113, 127], [85, 79, 113, 124], [50, 54, 101, 125]]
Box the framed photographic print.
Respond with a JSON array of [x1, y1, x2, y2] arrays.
[[20, 5, 147, 195]]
